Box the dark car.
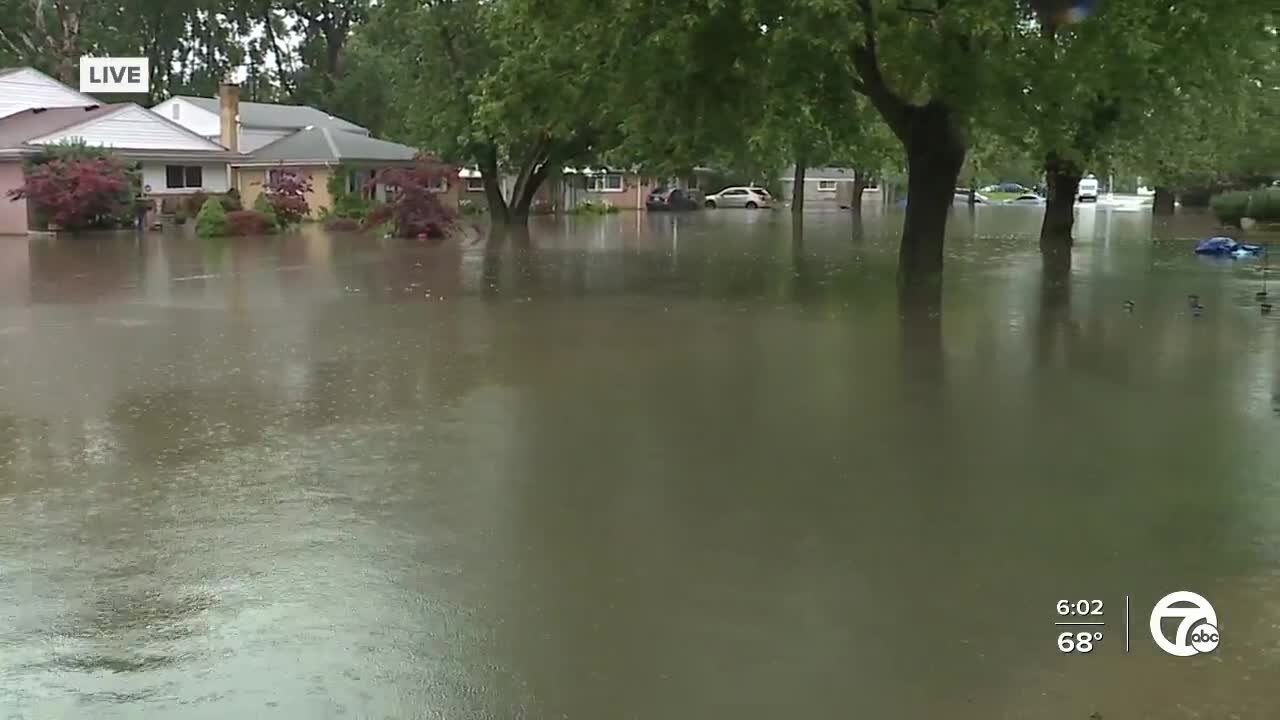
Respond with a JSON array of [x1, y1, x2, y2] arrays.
[[647, 187, 703, 211]]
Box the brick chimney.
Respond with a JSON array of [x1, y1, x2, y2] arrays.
[[219, 83, 240, 153]]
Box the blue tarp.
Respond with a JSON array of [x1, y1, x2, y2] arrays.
[[1194, 237, 1264, 257]]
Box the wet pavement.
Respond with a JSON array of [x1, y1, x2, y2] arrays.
[[1, 205, 1279, 718]]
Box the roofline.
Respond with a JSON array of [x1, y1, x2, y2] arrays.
[[1, 66, 100, 105], [230, 158, 417, 167], [27, 103, 230, 152], [158, 94, 370, 133]]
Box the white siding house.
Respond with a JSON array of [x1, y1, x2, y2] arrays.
[[0, 67, 98, 119]]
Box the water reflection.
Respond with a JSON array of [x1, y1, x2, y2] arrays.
[[2, 210, 1280, 718]]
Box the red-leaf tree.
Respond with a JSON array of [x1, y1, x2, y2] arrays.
[[263, 169, 313, 225], [7, 156, 135, 230], [364, 157, 457, 238]]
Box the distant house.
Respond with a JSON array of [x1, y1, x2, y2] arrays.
[[0, 100, 234, 234], [456, 165, 716, 213], [779, 166, 873, 208], [152, 94, 369, 153]]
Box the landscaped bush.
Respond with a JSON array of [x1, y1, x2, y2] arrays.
[[252, 192, 280, 230], [325, 167, 371, 220], [364, 157, 457, 238], [1211, 191, 1250, 226], [195, 197, 227, 237], [224, 209, 276, 236], [7, 153, 137, 230], [1212, 187, 1280, 226], [263, 170, 312, 225], [1247, 187, 1280, 221]]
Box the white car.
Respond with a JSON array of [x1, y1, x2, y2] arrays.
[[1004, 193, 1046, 206], [705, 186, 773, 209], [1077, 176, 1099, 202]]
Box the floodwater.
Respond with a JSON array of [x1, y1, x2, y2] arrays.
[[1, 203, 1279, 719]]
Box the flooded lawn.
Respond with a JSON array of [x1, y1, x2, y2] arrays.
[[2, 205, 1279, 718]]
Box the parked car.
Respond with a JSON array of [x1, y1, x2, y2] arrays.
[[1004, 193, 1046, 206], [982, 182, 1029, 193], [646, 187, 703, 211], [1077, 176, 1099, 202], [953, 191, 990, 205], [705, 186, 773, 209]]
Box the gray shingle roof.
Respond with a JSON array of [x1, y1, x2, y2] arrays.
[[240, 126, 419, 164], [0, 104, 120, 148], [171, 96, 368, 134]]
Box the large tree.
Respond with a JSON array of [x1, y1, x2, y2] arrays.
[[1013, 0, 1276, 258], [358, 0, 610, 225]]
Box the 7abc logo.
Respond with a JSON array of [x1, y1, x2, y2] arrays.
[[1149, 591, 1220, 657]]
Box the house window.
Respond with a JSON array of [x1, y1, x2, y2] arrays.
[[466, 176, 485, 192], [428, 176, 448, 193], [587, 173, 624, 192], [687, 175, 700, 190], [817, 180, 838, 192], [165, 165, 203, 189]]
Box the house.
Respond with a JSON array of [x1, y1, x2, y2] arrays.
[[0, 102, 234, 235], [163, 84, 448, 218], [458, 167, 711, 213], [778, 166, 874, 209], [230, 125, 447, 217], [152, 94, 369, 153]]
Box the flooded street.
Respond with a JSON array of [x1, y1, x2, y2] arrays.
[[2, 205, 1279, 718]]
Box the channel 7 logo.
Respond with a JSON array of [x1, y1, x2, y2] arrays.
[[1149, 591, 1219, 657]]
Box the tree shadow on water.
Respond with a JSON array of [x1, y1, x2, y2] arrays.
[[898, 274, 944, 404]]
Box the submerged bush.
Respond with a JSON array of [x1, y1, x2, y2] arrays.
[[1247, 187, 1280, 221], [195, 197, 227, 237], [8, 154, 136, 230], [225, 209, 276, 236], [263, 170, 312, 225], [1211, 191, 1249, 226], [252, 192, 280, 230], [1212, 187, 1280, 226], [364, 157, 457, 238]]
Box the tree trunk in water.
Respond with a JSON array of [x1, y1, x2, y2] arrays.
[[1153, 187, 1175, 215], [477, 145, 509, 225], [791, 160, 806, 215], [899, 103, 967, 283], [1040, 153, 1082, 260], [850, 170, 869, 216], [507, 162, 552, 225]]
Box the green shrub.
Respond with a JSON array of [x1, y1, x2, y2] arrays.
[[1210, 191, 1250, 227], [195, 197, 227, 237], [220, 189, 242, 212], [253, 192, 280, 230], [1247, 187, 1280, 221]]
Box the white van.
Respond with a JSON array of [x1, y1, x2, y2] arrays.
[[1077, 175, 1099, 203]]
